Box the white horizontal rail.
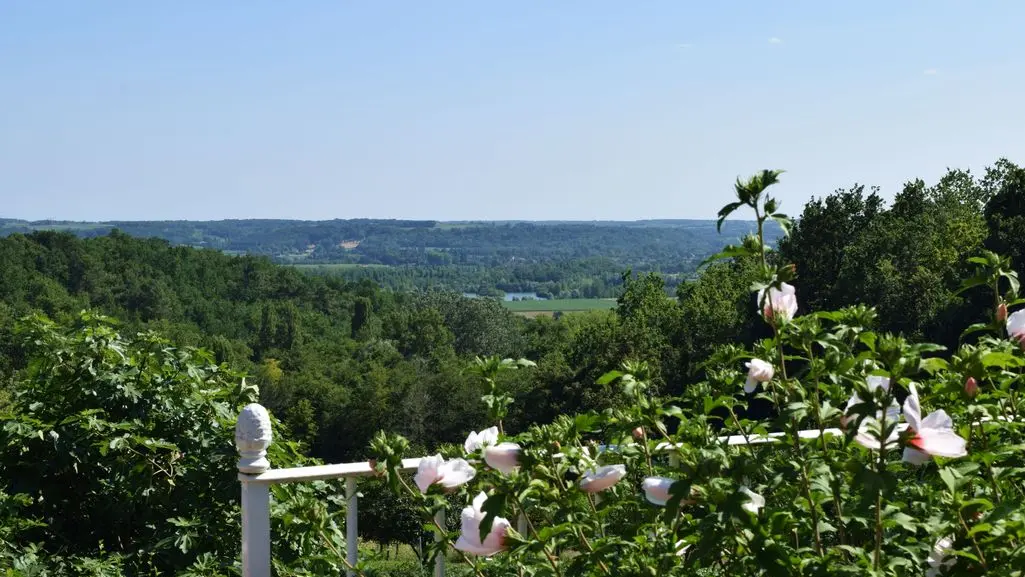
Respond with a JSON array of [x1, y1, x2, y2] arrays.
[[235, 403, 1014, 576], [238, 457, 423, 485]]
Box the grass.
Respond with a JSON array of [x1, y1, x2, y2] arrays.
[[358, 541, 475, 576], [502, 298, 616, 315]]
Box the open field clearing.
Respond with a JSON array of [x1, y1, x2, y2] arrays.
[[292, 263, 394, 272], [502, 298, 616, 316]]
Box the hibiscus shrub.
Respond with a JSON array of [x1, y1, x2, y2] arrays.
[[367, 171, 1025, 576]]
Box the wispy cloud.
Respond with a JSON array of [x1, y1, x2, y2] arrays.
[[675, 43, 693, 49], [768, 37, 782, 44], [923, 68, 939, 75]]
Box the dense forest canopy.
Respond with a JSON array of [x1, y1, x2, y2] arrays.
[[2, 158, 1025, 574]]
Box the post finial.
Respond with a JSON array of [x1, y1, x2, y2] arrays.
[[236, 403, 272, 474]]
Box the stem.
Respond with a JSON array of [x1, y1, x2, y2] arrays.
[[319, 529, 369, 577], [727, 405, 754, 447], [994, 278, 1001, 334], [755, 205, 767, 273], [790, 425, 823, 556], [807, 346, 848, 546], [958, 510, 988, 569], [395, 474, 487, 577], [585, 493, 606, 538], [513, 495, 564, 577], [873, 406, 888, 570], [575, 528, 611, 575], [550, 447, 608, 573], [639, 428, 655, 476], [874, 491, 882, 569], [775, 332, 822, 556], [776, 338, 788, 382], [656, 504, 687, 576]]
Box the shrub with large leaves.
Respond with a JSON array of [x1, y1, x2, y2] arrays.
[[0, 312, 346, 575]]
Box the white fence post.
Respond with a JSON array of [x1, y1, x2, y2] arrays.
[[236, 403, 273, 577], [345, 477, 358, 577], [433, 509, 446, 577]]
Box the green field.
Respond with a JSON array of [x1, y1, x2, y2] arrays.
[[291, 263, 394, 272], [502, 298, 616, 314]]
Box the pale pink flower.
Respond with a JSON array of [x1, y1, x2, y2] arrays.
[[579, 464, 626, 493], [642, 476, 675, 506], [757, 282, 798, 323], [464, 426, 499, 454], [902, 385, 967, 465], [852, 377, 902, 452], [483, 442, 521, 474], [454, 492, 510, 556], [739, 486, 765, 514], [964, 376, 979, 398], [1007, 309, 1025, 345], [841, 375, 900, 430], [926, 536, 955, 577], [413, 454, 476, 494], [744, 358, 774, 393], [996, 303, 1008, 323]]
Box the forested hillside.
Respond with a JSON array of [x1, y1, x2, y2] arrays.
[[0, 218, 781, 297], [2, 159, 1025, 574], [2, 160, 1024, 457]]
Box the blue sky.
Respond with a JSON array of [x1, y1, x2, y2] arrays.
[[1, 1, 1023, 221]]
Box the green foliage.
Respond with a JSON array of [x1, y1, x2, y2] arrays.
[[0, 312, 345, 575], [3, 160, 1025, 574], [366, 170, 1025, 575]]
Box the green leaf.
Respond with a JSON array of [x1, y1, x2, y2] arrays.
[[479, 492, 507, 543], [573, 413, 602, 432], [717, 202, 744, 232], [858, 332, 877, 351], [1005, 270, 1020, 297], [955, 275, 990, 296], [909, 343, 946, 354], [700, 244, 755, 268], [661, 405, 683, 418], [960, 322, 994, 341], [665, 480, 692, 518], [771, 214, 793, 237], [596, 370, 624, 385], [938, 467, 959, 493], [919, 357, 949, 374], [967, 523, 992, 537]]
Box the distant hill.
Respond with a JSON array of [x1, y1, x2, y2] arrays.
[[0, 218, 780, 269]]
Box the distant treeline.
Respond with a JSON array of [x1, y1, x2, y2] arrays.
[[0, 217, 780, 297]]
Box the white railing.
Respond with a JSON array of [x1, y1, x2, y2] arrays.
[[235, 403, 440, 577], [235, 402, 1008, 577]]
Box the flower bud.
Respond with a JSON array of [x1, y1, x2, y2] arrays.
[[632, 427, 645, 441], [997, 303, 1008, 323], [964, 376, 979, 398]]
